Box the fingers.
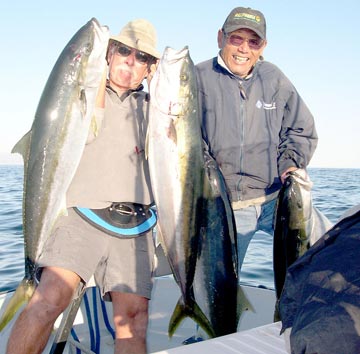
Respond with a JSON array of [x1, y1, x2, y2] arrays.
[[280, 166, 298, 184], [147, 60, 159, 87]]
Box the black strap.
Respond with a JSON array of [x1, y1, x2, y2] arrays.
[[74, 203, 157, 238]]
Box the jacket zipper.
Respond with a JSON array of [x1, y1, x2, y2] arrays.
[[237, 81, 246, 201]]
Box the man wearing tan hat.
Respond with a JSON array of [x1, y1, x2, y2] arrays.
[[6, 19, 160, 354]]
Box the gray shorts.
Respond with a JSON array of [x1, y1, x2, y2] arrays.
[[38, 208, 156, 299]]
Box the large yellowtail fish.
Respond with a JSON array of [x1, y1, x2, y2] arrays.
[[273, 169, 328, 320], [193, 153, 252, 337], [274, 170, 314, 299], [147, 46, 214, 337], [0, 18, 109, 331]]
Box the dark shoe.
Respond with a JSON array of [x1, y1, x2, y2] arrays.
[[182, 335, 204, 345]]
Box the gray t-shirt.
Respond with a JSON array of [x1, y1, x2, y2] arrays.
[[66, 86, 153, 208]]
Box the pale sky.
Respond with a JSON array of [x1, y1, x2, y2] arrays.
[[1, 0, 359, 168]]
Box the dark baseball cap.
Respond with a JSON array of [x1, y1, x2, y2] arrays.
[[222, 7, 266, 39]]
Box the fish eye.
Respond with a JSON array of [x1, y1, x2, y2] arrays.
[[83, 42, 93, 56], [180, 73, 188, 81]]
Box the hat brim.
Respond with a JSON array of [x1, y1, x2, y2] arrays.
[[109, 35, 160, 59], [225, 25, 265, 40]]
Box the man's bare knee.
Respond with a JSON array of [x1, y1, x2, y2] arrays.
[[112, 292, 149, 339], [33, 267, 81, 315]]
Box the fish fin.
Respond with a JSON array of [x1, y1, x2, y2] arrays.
[[155, 224, 169, 255], [153, 227, 162, 248], [190, 300, 216, 338], [11, 130, 31, 158], [168, 297, 215, 338], [274, 299, 281, 322], [11, 130, 32, 178], [167, 119, 177, 145], [79, 88, 87, 118], [0, 278, 36, 332], [49, 199, 68, 235], [168, 298, 187, 337], [201, 170, 213, 199], [59, 196, 68, 217]]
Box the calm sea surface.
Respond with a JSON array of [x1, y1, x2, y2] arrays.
[[0, 165, 359, 292]]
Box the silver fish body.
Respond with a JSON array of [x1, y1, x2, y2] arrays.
[[0, 18, 109, 331], [273, 169, 314, 318], [148, 46, 251, 338], [147, 46, 213, 337], [193, 154, 247, 337]]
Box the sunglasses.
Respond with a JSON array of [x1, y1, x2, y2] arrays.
[[226, 34, 264, 50], [114, 43, 154, 65]]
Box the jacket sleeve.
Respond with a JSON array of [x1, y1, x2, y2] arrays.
[[278, 87, 318, 175]]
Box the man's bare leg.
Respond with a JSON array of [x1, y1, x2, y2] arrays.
[[6, 267, 81, 354], [111, 291, 149, 354]]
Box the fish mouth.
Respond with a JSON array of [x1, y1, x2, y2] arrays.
[[163, 46, 189, 62], [151, 46, 192, 115], [89, 17, 109, 43]]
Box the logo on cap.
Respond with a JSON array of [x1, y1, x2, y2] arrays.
[[234, 12, 261, 24]]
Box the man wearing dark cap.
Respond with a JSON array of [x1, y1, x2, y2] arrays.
[[7, 19, 160, 354], [195, 6, 331, 328]]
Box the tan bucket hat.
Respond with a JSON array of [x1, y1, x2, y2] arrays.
[[109, 19, 160, 59]]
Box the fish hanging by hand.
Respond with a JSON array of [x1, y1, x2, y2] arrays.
[[273, 169, 315, 321], [0, 18, 109, 331]]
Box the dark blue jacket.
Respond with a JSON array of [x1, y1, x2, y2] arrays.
[[196, 57, 318, 202]]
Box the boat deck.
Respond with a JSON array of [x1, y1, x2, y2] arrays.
[[0, 275, 289, 353], [148, 277, 288, 353], [153, 322, 288, 354]]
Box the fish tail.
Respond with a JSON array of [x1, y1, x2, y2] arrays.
[[0, 278, 36, 332], [190, 300, 216, 338], [168, 297, 215, 338]]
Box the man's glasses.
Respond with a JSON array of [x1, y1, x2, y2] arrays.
[[114, 43, 154, 65], [226, 34, 264, 50]]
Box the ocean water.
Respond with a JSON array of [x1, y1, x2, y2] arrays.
[[0, 165, 359, 292]]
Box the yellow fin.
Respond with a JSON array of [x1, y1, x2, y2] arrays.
[[0, 278, 36, 332], [168, 297, 215, 338]]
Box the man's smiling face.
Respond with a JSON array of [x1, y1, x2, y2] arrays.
[[218, 28, 266, 78]]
